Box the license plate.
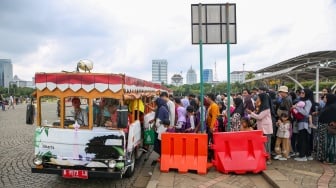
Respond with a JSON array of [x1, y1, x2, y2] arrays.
[[62, 169, 88, 179]]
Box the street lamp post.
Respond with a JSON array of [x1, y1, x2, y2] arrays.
[[243, 63, 245, 83], [7, 81, 15, 95], [8, 82, 11, 94]]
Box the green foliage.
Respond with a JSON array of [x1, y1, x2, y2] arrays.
[[0, 86, 35, 98], [159, 79, 336, 96], [245, 72, 255, 80], [166, 82, 231, 96], [287, 81, 335, 90]]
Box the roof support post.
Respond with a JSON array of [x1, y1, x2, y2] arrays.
[[315, 66, 320, 102], [294, 73, 298, 91], [284, 75, 304, 89], [331, 83, 336, 91]]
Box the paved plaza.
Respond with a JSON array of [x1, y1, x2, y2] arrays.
[[147, 149, 336, 188], [1, 103, 336, 188], [0, 103, 155, 188]]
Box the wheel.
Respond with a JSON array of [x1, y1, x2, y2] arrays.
[[124, 151, 136, 178]]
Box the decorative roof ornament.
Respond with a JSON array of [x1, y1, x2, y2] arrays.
[[77, 59, 93, 73]]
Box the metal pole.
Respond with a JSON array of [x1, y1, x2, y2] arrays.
[[316, 66, 319, 102], [295, 73, 298, 91], [226, 3, 231, 130], [198, 3, 205, 133], [243, 63, 245, 83]]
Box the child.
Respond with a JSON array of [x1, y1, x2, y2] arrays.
[[240, 117, 253, 131], [185, 106, 196, 133], [291, 101, 305, 120], [274, 113, 291, 160], [291, 101, 317, 129]]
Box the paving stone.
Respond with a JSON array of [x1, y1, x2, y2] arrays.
[[2, 104, 334, 188], [0, 104, 153, 188]]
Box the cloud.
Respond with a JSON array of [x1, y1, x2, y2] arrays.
[[0, 0, 336, 84]]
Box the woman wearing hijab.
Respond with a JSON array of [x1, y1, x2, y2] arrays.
[[293, 88, 315, 161], [229, 98, 244, 132], [153, 97, 169, 156], [247, 93, 273, 164], [317, 94, 336, 164]]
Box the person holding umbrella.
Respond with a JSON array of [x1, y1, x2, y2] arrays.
[[318, 94, 336, 164]]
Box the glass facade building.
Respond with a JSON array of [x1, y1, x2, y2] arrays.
[[152, 59, 168, 84], [203, 69, 213, 83], [0, 59, 13, 87]]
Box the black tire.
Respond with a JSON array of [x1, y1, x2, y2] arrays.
[[124, 151, 136, 178]]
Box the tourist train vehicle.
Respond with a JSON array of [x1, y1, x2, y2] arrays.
[[31, 68, 169, 179]]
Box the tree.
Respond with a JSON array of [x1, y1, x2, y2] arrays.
[[245, 72, 256, 89], [245, 72, 255, 80]]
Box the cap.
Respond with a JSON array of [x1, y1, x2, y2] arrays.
[[278, 86, 288, 93]]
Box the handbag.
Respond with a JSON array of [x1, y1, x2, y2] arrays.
[[144, 123, 155, 145]]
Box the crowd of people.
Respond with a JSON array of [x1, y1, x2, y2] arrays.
[[0, 94, 27, 111], [150, 86, 336, 166]]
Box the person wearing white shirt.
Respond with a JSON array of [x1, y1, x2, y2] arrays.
[[160, 92, 175, 127]]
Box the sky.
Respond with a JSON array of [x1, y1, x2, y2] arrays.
[[1, 0, 336, 84]]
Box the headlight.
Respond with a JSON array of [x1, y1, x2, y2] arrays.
[[33, 157, 43, 165], [108, 160, 116, 168]]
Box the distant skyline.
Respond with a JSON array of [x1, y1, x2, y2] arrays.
[[1, 0, 335, 83]]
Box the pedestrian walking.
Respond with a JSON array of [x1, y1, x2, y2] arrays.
[[0, 94, 5, 111], [8, 95, 15, 110]]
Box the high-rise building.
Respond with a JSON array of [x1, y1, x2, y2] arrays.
[[152, 59, 168, 84], [0, 59, 13, 87], [203, 69, 213, 83], [186, 66, 197, 85], [230, 71, 251, 83], [12, 75, 33, 88]]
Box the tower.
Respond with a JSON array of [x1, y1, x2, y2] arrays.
[[186, 66, 197, 84], [214, 61, 218, 82]]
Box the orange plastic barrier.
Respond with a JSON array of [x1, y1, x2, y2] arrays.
[[160, 133, 208, 174], [212, 130, 268, 174]]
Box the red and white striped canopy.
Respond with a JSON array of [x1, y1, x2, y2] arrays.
[[35, 73, 166, 93]]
